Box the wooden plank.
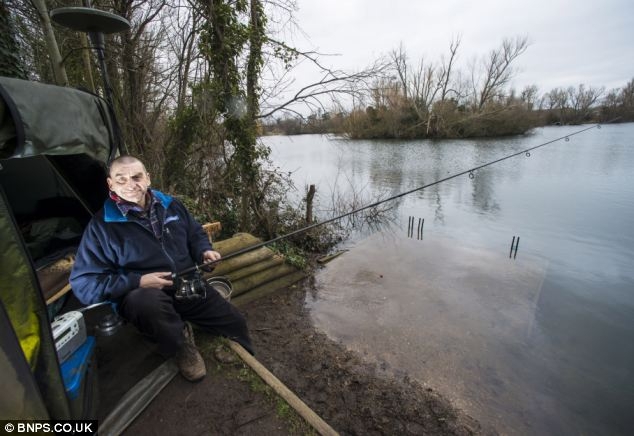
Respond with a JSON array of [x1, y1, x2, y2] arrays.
[[229, 341, 339, 436], [202, 221, 222, 241], [46, 283, 71, 305]]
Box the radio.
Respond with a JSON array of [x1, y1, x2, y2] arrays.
[[52, 311, 87, 363]]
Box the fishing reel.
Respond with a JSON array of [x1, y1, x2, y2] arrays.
[[173, 266, 207, 301]]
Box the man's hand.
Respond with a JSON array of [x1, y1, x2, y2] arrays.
[[202, 250, 222, 264], [139, 272, 173, 289]]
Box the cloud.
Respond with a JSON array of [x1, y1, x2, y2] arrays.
[[292, 0, 634, 91]]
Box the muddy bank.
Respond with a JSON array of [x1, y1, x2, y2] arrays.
[[239, 280, 490, 435], [123, 335, 313, 436]]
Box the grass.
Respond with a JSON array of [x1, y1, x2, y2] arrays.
[[197, 334, 316, 435], [232, 353, 315, 435]]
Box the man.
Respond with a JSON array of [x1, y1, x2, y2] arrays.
[[70, 155, 252, 382]]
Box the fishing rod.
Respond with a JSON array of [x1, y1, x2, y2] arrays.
[[173, 120, 615, 296]]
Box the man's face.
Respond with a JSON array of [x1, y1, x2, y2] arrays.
[[107, 161, 151, 207]]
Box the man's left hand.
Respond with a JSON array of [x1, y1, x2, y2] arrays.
[[202, 250, 222, 265]]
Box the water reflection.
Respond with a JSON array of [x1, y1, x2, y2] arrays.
[[471, 168, 501, 216], [433, 189, 445, 224]]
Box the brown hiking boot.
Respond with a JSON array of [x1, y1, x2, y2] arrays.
[[175, 322, 206, 382]]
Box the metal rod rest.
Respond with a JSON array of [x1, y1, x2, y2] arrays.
[[514, 236, 520, 259]]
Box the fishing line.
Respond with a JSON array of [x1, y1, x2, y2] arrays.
[[177, 120, 614, 277]]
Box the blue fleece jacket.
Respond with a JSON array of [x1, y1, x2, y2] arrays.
[[70, 190, 212, 305]]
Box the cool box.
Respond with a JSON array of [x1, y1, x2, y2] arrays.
[[52, 311, 87, 363]]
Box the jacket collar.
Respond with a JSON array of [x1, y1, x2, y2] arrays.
[[103, 189, 173, 222]]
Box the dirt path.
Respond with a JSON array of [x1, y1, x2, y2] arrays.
[[126, 280, 489, 435]]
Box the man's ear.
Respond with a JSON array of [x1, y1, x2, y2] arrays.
[[107, 177, 113, 190], [147, 173, 151, 186]]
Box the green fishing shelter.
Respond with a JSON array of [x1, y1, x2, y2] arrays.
[[0, 76, 115, 420]]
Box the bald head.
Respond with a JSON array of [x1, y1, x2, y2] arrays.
[[108, 155, 147, 177], [107, 155, 151, 207]]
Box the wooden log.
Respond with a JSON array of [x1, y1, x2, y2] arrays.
[[232, 263, 299, 296], [316, 250, 347, 264], [204, 232, 305, 304], [210, 247, 274, 277], [213, 233, 262, 255], [232, 271, 306, 307], [225, 255, 285, 282]]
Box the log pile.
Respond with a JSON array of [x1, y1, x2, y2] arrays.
[[207, 233, 305, 306]]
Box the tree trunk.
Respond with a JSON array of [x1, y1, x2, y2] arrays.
[[31, 0, 68, 86], [246, 0, 263, 121], [79, 33, 95, 92], [239, 0, 265, 230]]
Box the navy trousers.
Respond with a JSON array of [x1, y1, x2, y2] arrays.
[[118, 284, 253, 357]]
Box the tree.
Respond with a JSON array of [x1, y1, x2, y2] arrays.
[[620, 78, 634, 109], [543, 87, 569, 123], [199, 0, 254, 230], [567, 84, 604, 123], [166, 2, 201, 109], [438, 35, 461, 103], [542, 84, 604, 124], [520, 85, 538, 110], [4, 0, 68, 84], [0, 1, 27, 79], [410, 58, 437, 116], [105, 0, 170, 155], [618, 78, 634, 121], [473, 36, 528, 111], [391, 43, 409, 100], [161, 0, 274, 233], [257, 45, 389, 120]]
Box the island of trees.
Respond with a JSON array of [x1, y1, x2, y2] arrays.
[[263, 38, 634, 139]]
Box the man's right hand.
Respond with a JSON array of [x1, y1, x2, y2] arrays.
[[139, 272, 173, 289]]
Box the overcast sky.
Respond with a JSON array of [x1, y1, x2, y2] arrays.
[[281, 0, 633, 105]]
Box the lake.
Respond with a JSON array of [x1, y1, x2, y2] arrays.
[[262, 123, 634, 435]]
